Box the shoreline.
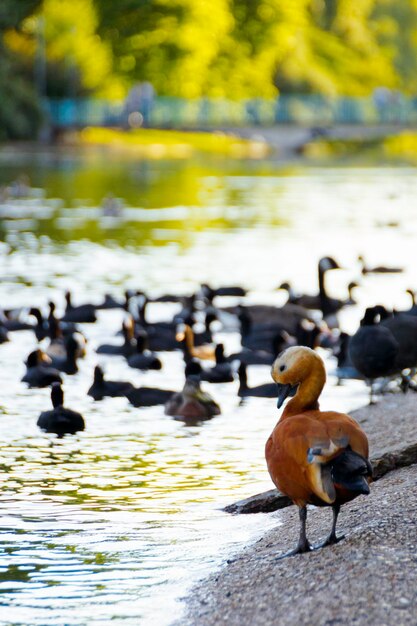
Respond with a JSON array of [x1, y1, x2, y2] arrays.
[[179, 394, 417, 625]]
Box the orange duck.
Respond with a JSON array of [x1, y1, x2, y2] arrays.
[[176, 324, 215, 361], [266, 346, 371, 559]]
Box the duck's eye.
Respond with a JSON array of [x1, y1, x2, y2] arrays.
[[279, 364, 286, 372]]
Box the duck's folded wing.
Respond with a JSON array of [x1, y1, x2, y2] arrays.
[[267, 412, 369, 504]]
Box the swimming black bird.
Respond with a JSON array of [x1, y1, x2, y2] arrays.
[[198, 344, 234, 383], [238, 309, 283, 352], [294, 319, 323, 349], [22, 350, 63, 388], [87, 365, 134, 401], [280, 257, 352, 320], [227, 347, 275, 366], [237, 362, 278, 398], [126, 383, 175, 407], [358, 255, 403, 274], [47, 302, 79, 336], [137, 296, 177, 334], [95, 291, 132, 310], [48, 335, 79, 375], [37, 383, 85, 437], [0, 319, 9, 343], [224, 301, 310, 336], [62, 291, 97, 324], [185, 345, 234, 383], [173, 294, 197, 324], [46, 309, 86, 357], [96, 318, 136, 357], [133, 298, 179, 351], [0, 308, 32, 332], [200, 283, 247, 301], [29, 307, 49, 341], [238, 308, 297, 354], [126, 333, 162, 371]]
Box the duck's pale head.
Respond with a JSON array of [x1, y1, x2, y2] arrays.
[[271, 346, 325, 408]]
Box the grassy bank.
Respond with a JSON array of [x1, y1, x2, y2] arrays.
[[66, 127, 270, 159], [302, 130, 417, 164]]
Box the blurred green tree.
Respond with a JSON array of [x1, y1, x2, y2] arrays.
[[0, 0, 43, 139], [308, 0, 397, 94], [374, 0, 417, 93], [94, 0, 402, 98], [5, 0, 123, 99], [2, 0, 417, 141], [96, 0, 233, 97]]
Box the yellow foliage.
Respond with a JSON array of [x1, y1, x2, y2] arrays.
[[5, 0, 125, 98], [77, 127, 270, 159], [383, 132, 417, 159], [4, 0, 417, 102]]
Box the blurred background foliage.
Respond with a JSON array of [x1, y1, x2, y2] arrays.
[[2, 0, 417, 138], [0, 0, 43, 139]]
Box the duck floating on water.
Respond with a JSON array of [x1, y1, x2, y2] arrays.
[[185, 346, 234, 384], [22, 350, 62, 388], [358, 255, 403, 275], [37, 383, 85, 437], [62, 291, 97, 324], [199, 344, 234, 383], [87, 365, 134, 401], [238, 362, 279, 398], [200, 283, 247, 301], [126, 332, 162, 371], [164, 378, 221, 420], [126, 381, 175, 407], [279, 257, 354, 321], [97, 318, 136, 357], [176, 324, 215, 361], [48, 335, 80, 375], [266, 347, 371, 558]]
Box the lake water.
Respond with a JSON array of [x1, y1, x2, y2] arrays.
[[0, 146, 416, 625]]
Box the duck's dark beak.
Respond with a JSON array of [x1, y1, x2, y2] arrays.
[[276, 383, 298, 409]]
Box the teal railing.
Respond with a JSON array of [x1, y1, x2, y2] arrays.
[[45, 94, 417, 128]]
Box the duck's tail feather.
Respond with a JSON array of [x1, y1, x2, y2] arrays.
[[329, 447, 372, 495]]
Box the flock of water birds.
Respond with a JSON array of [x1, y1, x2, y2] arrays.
[[1, 245, 416, 440], [3, 177, 417, 559]]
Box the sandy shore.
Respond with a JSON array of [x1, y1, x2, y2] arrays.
[[180, 394, 417, 625]]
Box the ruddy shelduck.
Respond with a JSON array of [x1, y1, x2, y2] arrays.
[[176, 324, 215, 361], [266, 346, 371, 558]]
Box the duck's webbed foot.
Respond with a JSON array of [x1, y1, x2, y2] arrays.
[[275, 539, 312, 561], [316, 532, 345, 549]]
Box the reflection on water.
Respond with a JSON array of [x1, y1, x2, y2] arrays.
[[0, 147, 416, 625], [0, 147, 288, 248], [0, 322, 282, 626]]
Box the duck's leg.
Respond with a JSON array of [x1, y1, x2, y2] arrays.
[[316, 504, 345, 548], [275, 505, 311, 561], [368, 381, 375, 405]]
